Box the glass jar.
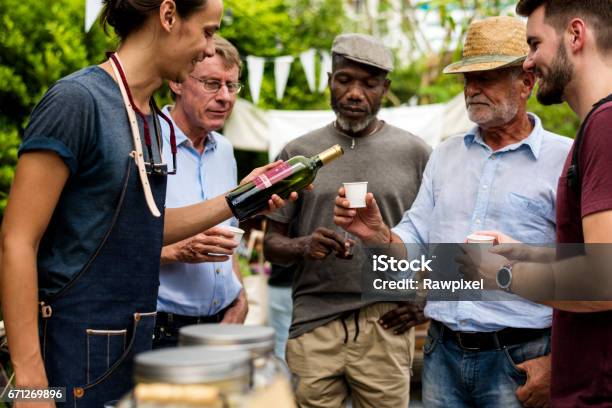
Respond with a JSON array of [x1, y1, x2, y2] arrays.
[[179, 324, 290, 390], [124, 346, 251, 407]]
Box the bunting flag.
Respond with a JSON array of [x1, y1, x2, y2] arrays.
[[299, 49, 317, 92], [274, 56, 294, 101], [246, 56, 266, 105], [318, 51, 332, 93], [85, 0, 104, 32]]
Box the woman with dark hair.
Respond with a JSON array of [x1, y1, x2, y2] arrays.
[[0, 1, 291, 406]]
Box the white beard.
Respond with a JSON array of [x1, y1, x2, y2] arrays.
[[335, 114, 375, 133]]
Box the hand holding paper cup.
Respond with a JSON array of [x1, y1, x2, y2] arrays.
[[466, 234, 495, 246], [465, 233, 496, 264], [227, 226, 245, 245], [343, 182, 368, 208], [207, 226, 244, 257]]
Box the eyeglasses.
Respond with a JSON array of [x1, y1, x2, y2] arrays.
[[189, 75, 243, 94]]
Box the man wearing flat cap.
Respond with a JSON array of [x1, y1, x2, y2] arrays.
[[334, 17, 571, 407], [265, 33, 431, 407]]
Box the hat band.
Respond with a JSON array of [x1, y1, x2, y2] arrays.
[[458, 54, 526, 65]]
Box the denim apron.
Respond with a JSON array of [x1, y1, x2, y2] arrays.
[[39, 156, 166, 407]]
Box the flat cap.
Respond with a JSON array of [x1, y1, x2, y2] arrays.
[[332, 33, 393, 72]]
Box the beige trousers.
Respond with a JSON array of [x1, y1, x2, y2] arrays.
[[286, 302, 414, 408]]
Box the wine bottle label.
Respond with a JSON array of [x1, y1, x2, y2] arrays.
[[253, 162, 295, 190]]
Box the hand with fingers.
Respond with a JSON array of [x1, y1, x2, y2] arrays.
[[472, 230, 554, 263], [333, 187, 388, 244], [11, 367, 56, 408], [171, 226, 238, 263], [304, 227, 350, 260], [455, 244, 509, 289], [515, 354, 551, 408], [220, 290, 249, 324], [470, 230, 520, 245], [379, 301, 429, 334]]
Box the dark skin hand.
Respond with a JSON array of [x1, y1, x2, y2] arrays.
[[305, 227, 351, 259], [264, 220, 353, 266], [379, 301, 428, 334]]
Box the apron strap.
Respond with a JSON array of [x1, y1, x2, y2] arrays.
[[108, 54, 162, 218]]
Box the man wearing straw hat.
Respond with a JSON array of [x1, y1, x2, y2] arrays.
[[455, 1, 612, 405], [333, 17, 571, 407]]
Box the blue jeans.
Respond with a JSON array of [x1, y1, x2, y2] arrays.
[[422, 321, 551, 408], [267, 285, 293, 361]]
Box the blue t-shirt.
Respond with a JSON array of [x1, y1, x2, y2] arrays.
[[20, 66, 164, 298]]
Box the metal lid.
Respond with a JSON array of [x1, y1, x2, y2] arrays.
[[134, 346, 250, 385], [179, 324, 275, 356]]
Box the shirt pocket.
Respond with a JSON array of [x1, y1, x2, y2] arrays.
[[506, 193, 554, 243], [508, 193, 548, 217]]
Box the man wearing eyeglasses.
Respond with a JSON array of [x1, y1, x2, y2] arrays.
[[153, 36, 247, 348]]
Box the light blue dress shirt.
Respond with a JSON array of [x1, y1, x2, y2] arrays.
[[157, 106, 241, 316], [392, 113, 572, 331]]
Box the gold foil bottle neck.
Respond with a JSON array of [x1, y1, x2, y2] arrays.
[[318, 144, 344, 165]]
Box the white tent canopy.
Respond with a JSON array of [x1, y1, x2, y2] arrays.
[[223, 93, 474, 160]]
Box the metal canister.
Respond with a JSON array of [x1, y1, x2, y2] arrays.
[[132, 346, 251, 407], [179, 324, 288, 389]]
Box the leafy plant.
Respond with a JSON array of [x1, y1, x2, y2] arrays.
[[0, 0, 113, 214]]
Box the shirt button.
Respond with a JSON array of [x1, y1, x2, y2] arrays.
[[482, 185, 488, 189], [476, 219, 481, 224], [213, 300, 220, 305], [216, 268, 221, 274]]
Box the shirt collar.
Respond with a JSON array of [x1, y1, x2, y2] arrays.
[[463, 113, 544, 159], [161, 105, 217, 152]]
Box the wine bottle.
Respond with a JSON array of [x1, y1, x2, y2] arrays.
[[226, 144, 344, 220]]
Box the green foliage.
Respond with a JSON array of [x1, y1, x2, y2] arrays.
[[0, 0, 113, 213], [0, 119, 20, 211], [220, 0, 347, 109], [237, 254, 253, 278]]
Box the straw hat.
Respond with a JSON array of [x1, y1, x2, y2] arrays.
[[443, 16, 529, 74]]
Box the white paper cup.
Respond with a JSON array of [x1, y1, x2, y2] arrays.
[[209, 226, 244, 256], [226, 226, 245, 244], [466, 234, 495, 246], [343, 182, 368, 208]]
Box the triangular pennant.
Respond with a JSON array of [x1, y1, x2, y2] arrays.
[[246, 56, 266, 105], [85, 0, 104, 32], [274, 56, 294, 101], [299, 49, 316, 92], [318, 51, 332, 93]]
